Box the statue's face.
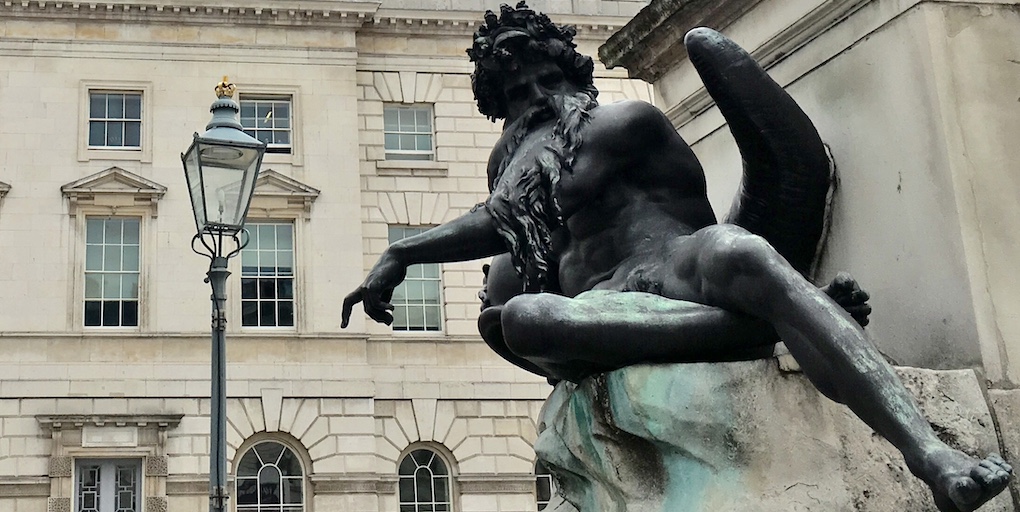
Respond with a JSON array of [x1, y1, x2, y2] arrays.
[[500, 57, 580, 123]]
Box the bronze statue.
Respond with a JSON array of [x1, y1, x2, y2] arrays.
[[342, 3, 1012, 510]]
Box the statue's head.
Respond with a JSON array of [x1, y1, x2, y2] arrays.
[[467, 2, 598, 121]]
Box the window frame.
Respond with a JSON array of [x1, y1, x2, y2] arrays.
[[397, 447, 455, 512], [63, 168, 165, 333], [383, 103, 436, 161], [78, 81, 153, 163], [535, 460, 556, 511], [83, 217, 142, 329], [235, 85, 303, 167], [239, 221, 297, 330], [387, 225, 444, 333], [74, 457, 143, 512], [239, 95, 294, 155], [234, 440, 307, 512]]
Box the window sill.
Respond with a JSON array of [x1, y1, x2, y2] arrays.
[[79, 148, 149, 163], [375, 160, 449, 177]]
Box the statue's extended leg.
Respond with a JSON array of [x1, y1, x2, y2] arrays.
[[502, 224, 1011, 511], [673, 225, 1011, 512]]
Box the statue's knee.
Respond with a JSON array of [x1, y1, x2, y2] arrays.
[[702, 228, 778, 279], [502, 294, 564, 359]]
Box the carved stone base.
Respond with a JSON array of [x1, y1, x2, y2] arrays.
[[535, 360, 1014, 511]]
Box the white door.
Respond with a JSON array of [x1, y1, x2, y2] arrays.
[[75, 459, 141, 512]]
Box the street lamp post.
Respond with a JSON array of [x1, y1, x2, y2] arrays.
[[182, 77, 267, 512]]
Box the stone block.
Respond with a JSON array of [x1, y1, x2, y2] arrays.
[[989, 389, 1020, 503], [536, 361, 1014, 511]]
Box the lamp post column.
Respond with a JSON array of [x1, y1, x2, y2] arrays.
[[208, 255, 230, 512]]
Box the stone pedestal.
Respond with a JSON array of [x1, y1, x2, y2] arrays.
[[535, 359, 1013, 511]]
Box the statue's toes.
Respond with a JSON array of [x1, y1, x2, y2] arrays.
[[946, 476, 982, 509]]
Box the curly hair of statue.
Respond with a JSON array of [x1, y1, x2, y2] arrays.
[[466, 1, 598, 121]]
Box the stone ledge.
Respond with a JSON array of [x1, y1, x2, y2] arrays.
[[0, 477, 50, 497]]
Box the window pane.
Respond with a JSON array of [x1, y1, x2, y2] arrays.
[[85, 274, 102, 298], [385, 133, 399, 150], [384, 108, 398, 131], [88, 121, 105, 146], [407, 307, 425, 330], [241, 301, 258, 326], [275, 102, 290, 120], [102, 300, 120, 326], [124, 122, 141, 147], [85, 245, 103, 271], [122, 246, 139, 272], [90, 94, 106, 117], [278, 302, 294, 327], [260, 302, 276, 325], [108, 94, 124, 118], [125, 94, 141, 119], [415, 469, 434, 501], [121, 301, 138, 327], [241, 279, 257, 300], [103, 274, 121, 299], [258, 225, 276, 249], [416, 134, 432, 151], [236, 478, 258, 505], [399, 134, 415, 150], [104, 245, 121, 271], [277, 279, 293, 300], [107, 122, 123, 146], [122, 274, 138, 299], [84, 301, 102, 326], [86, 219, 104, 243], [284, 478, 302, 504], [104, 219, 122, 244], [259, 278, 276, 299]]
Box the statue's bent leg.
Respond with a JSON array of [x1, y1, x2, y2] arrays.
[[683, 224, 1011, 512], [501, 290, 776, 381]]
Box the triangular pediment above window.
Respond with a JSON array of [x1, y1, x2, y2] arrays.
[[61, 167, 167, 216], [250, 169, 320, 217]]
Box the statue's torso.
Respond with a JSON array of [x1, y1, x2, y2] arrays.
[[487, 100, 718, 297]]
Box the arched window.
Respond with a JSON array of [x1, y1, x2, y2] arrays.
[[235, 441, 305, 512], [535, 461, 555, 511], [398, 448, 452, 512]]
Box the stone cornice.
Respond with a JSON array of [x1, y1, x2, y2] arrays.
[[458, 474, 536, 494], [0, 0, 381, 29], [0, 1, 632, 38], [599, 0, 766, 82], [0, 478, 50, 497], [36, 414, 184, 430]]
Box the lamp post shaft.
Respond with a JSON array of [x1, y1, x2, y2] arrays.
[[208, 255, 230, 512]]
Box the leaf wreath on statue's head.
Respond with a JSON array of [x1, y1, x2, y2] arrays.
[[466, 1, 598, 122]]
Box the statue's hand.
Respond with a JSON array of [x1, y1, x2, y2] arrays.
[[341, 251, 407, 328], [822, 271, 872, 327]]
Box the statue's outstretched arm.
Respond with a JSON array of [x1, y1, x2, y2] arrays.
[[341, 206, 506, 327], [686, 28, 834, 277]]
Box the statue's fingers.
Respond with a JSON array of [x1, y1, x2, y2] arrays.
[[850, 289, 870, 303], [833, 271, 854, 289], [341, 290, 364, 328], [367, 304, 394, 325]]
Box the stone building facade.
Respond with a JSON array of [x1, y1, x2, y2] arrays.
[[0, 1, 650, 511]]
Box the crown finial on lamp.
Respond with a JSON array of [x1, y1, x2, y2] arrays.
[[214, 76, 236, 99]]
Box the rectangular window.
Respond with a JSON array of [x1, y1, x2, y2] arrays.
[[384, 104, 434, 161], [240, 96, 292, 154], [388, 226, 442, 331], [241, 222, 295, 327], [88, 92, 142, 149], [76, 459, 141, 512], [84, 218, 140, 327]]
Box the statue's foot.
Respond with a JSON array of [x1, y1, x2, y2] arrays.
[[910, 449, 1012, 512]]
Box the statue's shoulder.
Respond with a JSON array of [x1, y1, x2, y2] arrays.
[[587, 100, 674, 149]]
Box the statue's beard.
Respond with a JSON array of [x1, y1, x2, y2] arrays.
[[484, 92, 597, 291]]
